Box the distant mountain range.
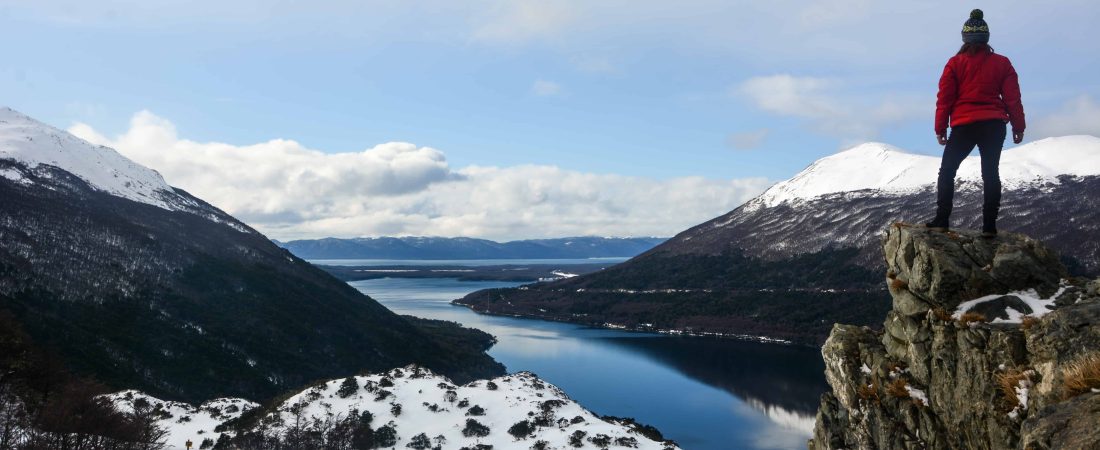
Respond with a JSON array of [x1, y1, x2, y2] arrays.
[[457, 137, 1100, 345], [0, 106, 502, 403], [276, 236, 667, 260]]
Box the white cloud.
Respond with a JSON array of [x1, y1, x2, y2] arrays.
[[469, 1, 578, 45], [69, 111, 770, 241], [1031, 95, 1100, 138], [532, 79, 563, 96], [736, 74, 924, 142], [726, 129, 770, 150], [738, 75, 841, 119]]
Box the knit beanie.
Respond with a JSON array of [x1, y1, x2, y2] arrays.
[[962, 9, 990, 43]]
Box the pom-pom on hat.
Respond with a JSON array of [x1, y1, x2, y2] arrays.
[[962, 9, 990, 43]]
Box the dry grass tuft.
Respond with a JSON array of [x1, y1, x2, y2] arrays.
[[886, 270, 897, 279], [1020, 315, 1040, 331], [885, 360, 907, 375], [931, 308, 953, 322], [958, 312, 987, 325], [886, 377, 910, 399], [857, 377, 882, 404], [995, 369, 1031, 410], [889, 277, 909, 291], [1062, 352, 1100, 400]]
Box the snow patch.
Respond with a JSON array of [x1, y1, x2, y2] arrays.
[[0, 166, 29, 184], [102, 390, 258, 449], [905, 386, 928, 407], [1007, 373, 1035, 419], [952, 282, 1069, 323]]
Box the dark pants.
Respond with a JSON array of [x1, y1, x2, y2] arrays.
[[933, 119, 1006, 231]]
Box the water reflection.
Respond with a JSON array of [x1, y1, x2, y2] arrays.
[[351, 277, 825, 450], [594, 336, 827, 417]]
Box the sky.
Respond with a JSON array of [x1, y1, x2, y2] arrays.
[[3, 0, 1100, 241]]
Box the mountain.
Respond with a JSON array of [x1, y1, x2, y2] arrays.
[[106, 366, 680, 450], [0, 106, 503, 403], [812, 225, 1100, 449], [276, 236, 667, 260], [456, 137, 1100, 345]]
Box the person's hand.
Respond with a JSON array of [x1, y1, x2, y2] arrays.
[[1013, 131, 1024, 144], [937, 134, 948, 146]]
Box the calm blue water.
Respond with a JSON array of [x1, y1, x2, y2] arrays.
[[312, 257, 631, 267], [350, 277, 827, 450]]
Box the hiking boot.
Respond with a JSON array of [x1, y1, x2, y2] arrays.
[[924, 220, 949, 232], [981, 228, 998, 239]]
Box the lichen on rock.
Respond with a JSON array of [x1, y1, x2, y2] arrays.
[[810, 224, 1100, 450]]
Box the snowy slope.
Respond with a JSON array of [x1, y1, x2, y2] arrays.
[[104, 391, 258, 448], [107, 366, 679, 450], [0, 106, 191, 211], [751, 136, 1100, 208]]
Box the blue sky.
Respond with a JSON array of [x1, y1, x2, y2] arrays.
[[3, 1, 1099, 240]]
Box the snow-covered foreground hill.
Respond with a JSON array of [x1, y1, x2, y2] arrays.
[[107, 366, 679, 450]]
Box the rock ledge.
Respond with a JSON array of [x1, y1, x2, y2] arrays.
[[810, 224, 1100, 450]]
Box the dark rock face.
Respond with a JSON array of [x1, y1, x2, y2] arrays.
[[810, 225, 1100, 450], [1021, 392, 1100, 450], [968, 295, 1034, 320]]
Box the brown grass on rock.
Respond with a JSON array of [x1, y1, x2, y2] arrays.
[[995, 368, 1031, 410], [1062, 352, 1100, 400], [958, 312, 986, 325], [857, 377, 882, 405], [886, 378, 910, 399], [1020, 315, 1040, 331], [931, 308, 952, 322]]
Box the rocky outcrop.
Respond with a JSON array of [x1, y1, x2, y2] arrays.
[[810, 224, 1100, 450]]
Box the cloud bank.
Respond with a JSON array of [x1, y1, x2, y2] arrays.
[[1031, 95, 1100, 139], [736, 75, 924, 143], [70, 112, 770, 241]]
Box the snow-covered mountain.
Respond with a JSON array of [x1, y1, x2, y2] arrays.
[[0, 106, 251, 232], [748, 136, 1100, 209], [107, 366, 679, 450], [667, 136, 1100, 269], [457, 136, 1100, 345], [0, 106, 503, 402], [0, 107, 177, 208]]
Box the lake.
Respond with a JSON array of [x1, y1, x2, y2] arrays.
[[348, 275, 827, 450], [314, 257, 632, 267]]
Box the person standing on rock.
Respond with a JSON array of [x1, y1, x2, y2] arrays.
[[926, 9, 1025, 238]]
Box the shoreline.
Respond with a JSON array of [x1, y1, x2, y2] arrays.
[[449, 300, 801, 347]]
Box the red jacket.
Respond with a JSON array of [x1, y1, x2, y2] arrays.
[[935, 50, 1025, 136]]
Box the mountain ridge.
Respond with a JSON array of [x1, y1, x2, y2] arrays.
[[456, 136, 1100, 345], [750, 136, 1100, 209], [0, 107, 504, 403], [278, 236, 667, 260]]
